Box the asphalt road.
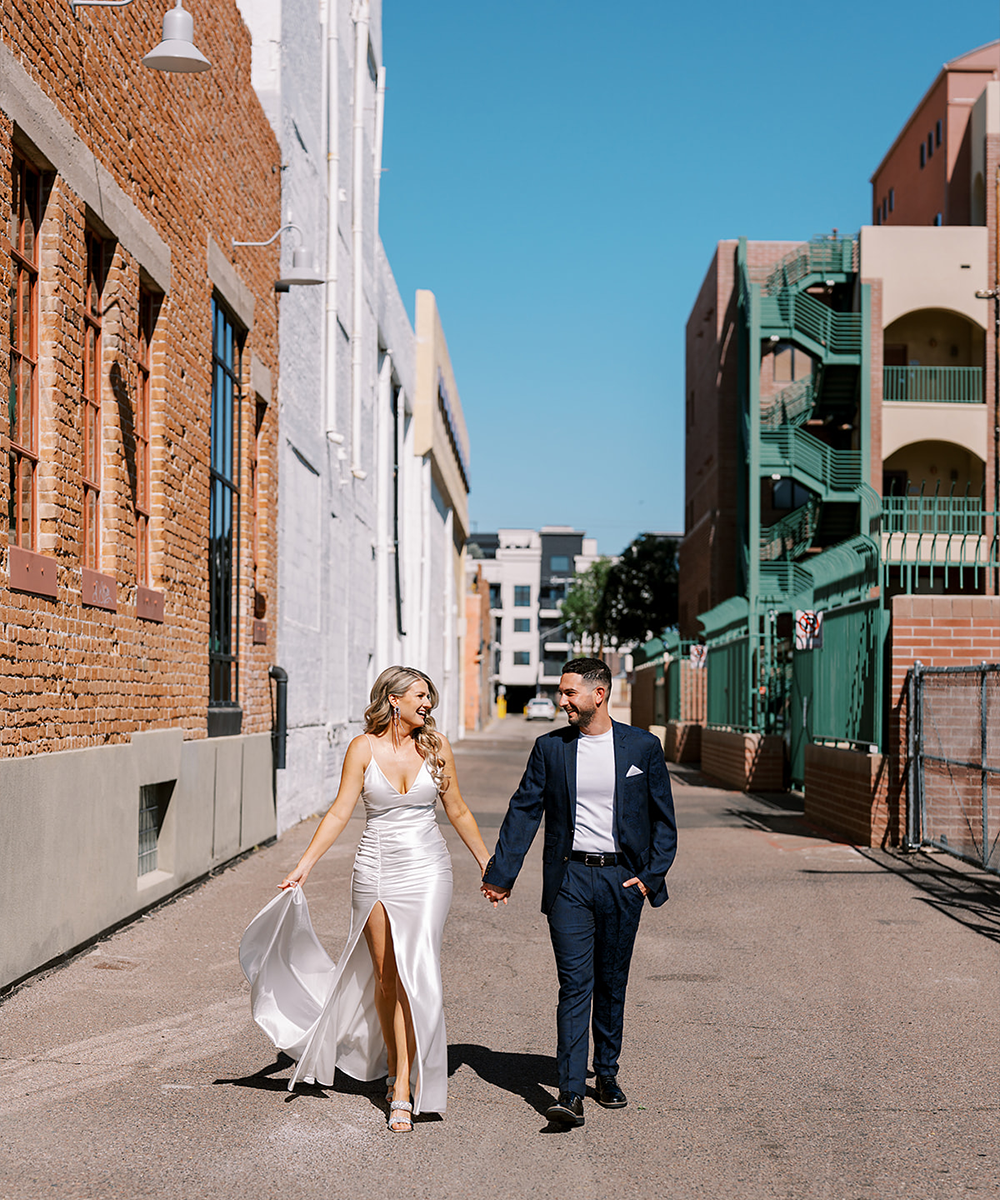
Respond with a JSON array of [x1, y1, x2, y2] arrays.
[[2, 716, 998, 1199]]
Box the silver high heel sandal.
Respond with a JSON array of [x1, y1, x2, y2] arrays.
[[388, 1100, 412, 1132], [385, 1075, 396, 1102]]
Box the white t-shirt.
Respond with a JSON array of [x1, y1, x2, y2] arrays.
[[572, 727, 618, 853]]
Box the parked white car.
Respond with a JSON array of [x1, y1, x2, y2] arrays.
[[525, 696, 557, 721]]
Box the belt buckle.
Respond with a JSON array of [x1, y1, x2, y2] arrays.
[[585, 852, 605, 867]]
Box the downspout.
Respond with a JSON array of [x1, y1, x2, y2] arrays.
[[350, 0, 370, 479], [393, 385, 405, 639], [420, 457, 431, 668], [375, 352, 393, 668], [373, 64, 386, 235], [324, 0, 342, 444]]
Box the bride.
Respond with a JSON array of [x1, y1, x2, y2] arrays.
[[240, 666, 490, 1132]]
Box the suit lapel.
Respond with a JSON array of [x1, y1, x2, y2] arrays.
[[564, 728, 579, 822], [612, 719, 628, 840]]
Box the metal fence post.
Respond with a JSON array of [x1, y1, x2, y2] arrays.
[[981, 663, 989, 870], [906, 662, 922, 849]]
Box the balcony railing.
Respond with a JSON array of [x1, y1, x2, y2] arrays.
[[882, 494, 984, 534], [883, 366, 983, 404]]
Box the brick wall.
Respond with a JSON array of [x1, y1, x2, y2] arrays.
[[701, 727, 784, 792], [665, 720, 701, 764], [886, 594, 1000, 847], [464, 564, 491, 732], [805, 595, 1000, 847], [804, 744, 889, 845], [0, 1, 281, 754]]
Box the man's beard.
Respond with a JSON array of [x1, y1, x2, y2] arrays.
[[573, 704, 596, 731]]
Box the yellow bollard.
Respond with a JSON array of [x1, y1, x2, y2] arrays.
[[496, 695, 507, 719]]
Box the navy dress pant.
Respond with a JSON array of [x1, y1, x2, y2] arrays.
[[546, 860, 645, 1095]]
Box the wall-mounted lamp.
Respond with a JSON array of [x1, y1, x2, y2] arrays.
[[69, 0, 211, 74], [233, 224, 324, 291]]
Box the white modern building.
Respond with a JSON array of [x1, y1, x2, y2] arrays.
[[238, 0, 470, 830], [469, 527, 599, 713]]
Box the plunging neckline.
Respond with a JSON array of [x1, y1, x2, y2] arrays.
[[367, 753, 428, 797]]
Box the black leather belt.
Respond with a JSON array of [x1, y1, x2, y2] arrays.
[[570, 850, 620, 867]]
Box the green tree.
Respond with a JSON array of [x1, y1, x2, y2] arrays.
[[598, 533, 679, 647], [562, 557, 613, 656]]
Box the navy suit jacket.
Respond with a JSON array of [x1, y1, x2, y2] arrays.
[[483, 721, 677, 914]]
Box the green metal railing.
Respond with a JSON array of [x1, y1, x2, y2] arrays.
[[760, 498, 819, 562], [761, 289, 863, 355], [883, 366, 983, 404], [882, 502, 999, 592], [760, 426, 862, 494], [760, 375, 819, 428], [762, 238, 857, 296], [758, 559, 815, 602], [882, 494, 985, 534]]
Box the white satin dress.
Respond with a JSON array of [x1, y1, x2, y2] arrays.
[[239, 743, 453, 1114]]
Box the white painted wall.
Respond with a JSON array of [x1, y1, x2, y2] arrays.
[[237, 0, 464, 829]]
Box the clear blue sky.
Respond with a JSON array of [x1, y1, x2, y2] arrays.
[[380, 1, 997, 555]]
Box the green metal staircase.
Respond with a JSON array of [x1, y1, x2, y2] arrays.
[[698, 236, 882, 782]]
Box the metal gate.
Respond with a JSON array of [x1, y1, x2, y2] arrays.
[[908, 663, 1000, 874]]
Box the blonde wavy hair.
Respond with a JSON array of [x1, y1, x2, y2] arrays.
[[364, 666, 449, 795]]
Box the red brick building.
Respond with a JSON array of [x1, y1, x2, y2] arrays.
[[1, 1, 281, 990], [676, 42, 999, 854]]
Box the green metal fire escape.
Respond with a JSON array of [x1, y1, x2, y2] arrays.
[[701, 236, 885, 786]]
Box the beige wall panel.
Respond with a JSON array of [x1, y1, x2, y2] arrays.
[[240, 734, 277, 850], [860, 226, 990, 328], [882, 402, 988, 461], [211, 737, 245, 864]]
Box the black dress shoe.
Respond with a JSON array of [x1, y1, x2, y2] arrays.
[[545, 1091, 585, 1125], [595, 1075, 627, 1108]]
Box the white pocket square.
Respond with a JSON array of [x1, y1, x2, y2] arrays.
[[626, 764, 643, 777]]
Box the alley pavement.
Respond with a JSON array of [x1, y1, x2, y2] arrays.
[[2, 716, 998, 1200]]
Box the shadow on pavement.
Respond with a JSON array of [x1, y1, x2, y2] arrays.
[[213, 1053, 386, 1111], [852, 848, 1000, 944], [448, 1042, 557, 1115], [667, 764, 726, 790]]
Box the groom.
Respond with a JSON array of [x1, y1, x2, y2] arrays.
[[481, 657, 677, 1126]]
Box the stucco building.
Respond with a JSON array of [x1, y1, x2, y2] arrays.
[[237, 0, 470, 831], [468, 526, 598, 714], [1, 0, 282, 990]]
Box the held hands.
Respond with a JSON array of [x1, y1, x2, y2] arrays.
[[480, 881, 510, 908], [623, 876, 649, 897]]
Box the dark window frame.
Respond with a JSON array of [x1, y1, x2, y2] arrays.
[[8, 154, 41, 550], [135, 288, 159, 587], [81, 229, 104, 569], [209, 295, 244, 708]]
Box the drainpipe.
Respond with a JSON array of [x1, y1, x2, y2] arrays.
[[268, 665, 288, 771], [376, 352, 393, 668], [350, 0, 370, 479], [393, 385, 405, 640], [373, 63, 386, 235], [324, 0, 342, 444]]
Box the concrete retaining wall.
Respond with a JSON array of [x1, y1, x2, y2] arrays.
[[701, 728, 784, 791], [0, 731, 274, 990]]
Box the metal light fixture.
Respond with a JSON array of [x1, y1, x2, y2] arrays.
[[233, 224, 324, 291], [69, 0, 211, 74]]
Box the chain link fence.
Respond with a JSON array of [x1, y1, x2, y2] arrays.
[[908, 663, 1000, 874]]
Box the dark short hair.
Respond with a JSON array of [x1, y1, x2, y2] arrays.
[[562, 657, 612, 694]]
